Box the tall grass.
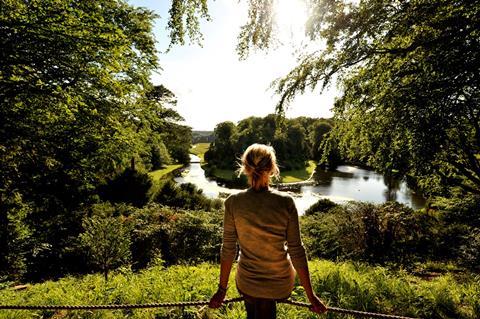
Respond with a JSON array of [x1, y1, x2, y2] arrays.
[[0, 260, 478, 319]]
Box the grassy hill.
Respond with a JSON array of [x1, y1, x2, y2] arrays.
[[0, 260, 478, 319]]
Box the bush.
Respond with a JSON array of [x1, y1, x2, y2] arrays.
[[305, 198, 337, 215], [301, 201, 441, 264], [153, 180, 223, 211], [166, 211, 223, 264], [99, 168, 153, 207], [459, 229, 480, 271], [128, 204, 223, 267]]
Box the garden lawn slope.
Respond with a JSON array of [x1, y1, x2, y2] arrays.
[[0, 260, 478, 319]]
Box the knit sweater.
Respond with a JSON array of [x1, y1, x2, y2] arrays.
[[220, 187, 308, 299]]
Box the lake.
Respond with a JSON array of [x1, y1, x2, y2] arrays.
[[174, 155, 426, 214]]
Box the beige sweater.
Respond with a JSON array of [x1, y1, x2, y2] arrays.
[[220, 187, 308, 299]]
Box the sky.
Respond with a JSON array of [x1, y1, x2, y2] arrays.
[[128, 0, 339, 131]]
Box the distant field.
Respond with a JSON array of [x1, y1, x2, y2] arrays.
[[148, 164, 183, 181], [190, 143, 210, 162], [280, 160, 316, 183]]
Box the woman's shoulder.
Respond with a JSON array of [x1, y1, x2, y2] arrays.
[[232, 188, 294, 204]]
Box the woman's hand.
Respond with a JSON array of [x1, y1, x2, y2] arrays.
[[308, 293, 327, 314], [208, 288, 227, 309]]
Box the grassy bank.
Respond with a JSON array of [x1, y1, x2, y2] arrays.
[[148, 164, 183, 181], [0, 260, 478, 319], [280, 160, 316, 183], [190, 143, 210, 162]]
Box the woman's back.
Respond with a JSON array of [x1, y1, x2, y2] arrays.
[[223, 187, 307, 299], [209, 143, 327, 317]]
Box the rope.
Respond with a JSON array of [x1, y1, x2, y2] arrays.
[[0, 297, 421, 319], [0, 298, 243, 310], [281, 299, 420, 319]]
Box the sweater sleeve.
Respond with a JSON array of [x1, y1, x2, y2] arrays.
[[220, 196, 238, 262], [286, 197, 308, 269]]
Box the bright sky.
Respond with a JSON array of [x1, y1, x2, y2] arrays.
[[129, 0, 338, 131]]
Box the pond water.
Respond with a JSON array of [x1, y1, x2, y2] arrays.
[[174, 155, 426, 214]]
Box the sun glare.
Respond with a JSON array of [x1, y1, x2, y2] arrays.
[[274, 0, 308, 38]]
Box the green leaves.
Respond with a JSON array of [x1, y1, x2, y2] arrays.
[[239, 0, 480, 195]]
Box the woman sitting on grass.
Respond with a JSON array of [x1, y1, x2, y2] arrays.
[[209, 143, 327, 318]]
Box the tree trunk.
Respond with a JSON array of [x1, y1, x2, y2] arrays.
[[130, 157, 135, 171]]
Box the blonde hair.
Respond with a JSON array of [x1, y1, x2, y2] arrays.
[[237, 143, 280, 190]]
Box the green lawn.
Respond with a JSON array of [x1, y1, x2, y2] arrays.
[[190, 143, 210, 162], [148, 164, 183, 181], [280, 160, 316, 183], [1, 260, 478, 319]]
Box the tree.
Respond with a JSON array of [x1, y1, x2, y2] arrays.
[[205, 121, 237, 168], [234, 0, 480, 195], [79, 203, 131, 281], [0, 0, 159, 278], [309, 120, 332, 161]]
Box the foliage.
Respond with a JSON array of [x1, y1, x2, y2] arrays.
[[206, 115, 330, 171], [192, 131, 214, 144], [153, 180, 223, 211], [0, 260, 479, 319], [79, 203, 131, 281], [238, 0, 480, 196], [165, 211, 223, 264], [163, 123, 193, 165], [99, 168, 153, 208], [429, 195, 480, 270], [127, 204, 223, 268], [301, 201, 441, 264], [166, 0, 210, 49], [0, 192, 32, 281], [304, 198, 337, 215], [204, 121, 237, 169], [0, 0, 193, 281], [308, 120, 332, 161], [150, 140, 172, 170]]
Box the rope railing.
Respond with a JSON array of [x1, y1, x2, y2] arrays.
[[0, 297, 421, 319]]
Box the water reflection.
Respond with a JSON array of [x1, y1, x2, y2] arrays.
[[174, 155, 426, 214]]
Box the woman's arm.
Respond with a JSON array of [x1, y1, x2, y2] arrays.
[[286, 197, 327, 314], [209, 197, 237, 308], [295, 264, 327, 313], [209, 258, 234, 308]]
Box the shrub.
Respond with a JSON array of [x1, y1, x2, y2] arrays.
[[305, 198, 338, 215], [166, 211, 223, 264], [79, 203, 131, 280], [153, 180, 223, 211], [99, 168, 153, 207], [128, 204, 223, 267], [301, 201, 441, 264]]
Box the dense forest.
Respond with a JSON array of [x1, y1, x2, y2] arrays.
[[1, 0, 480, 318]]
